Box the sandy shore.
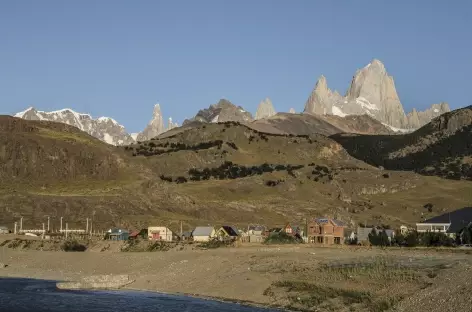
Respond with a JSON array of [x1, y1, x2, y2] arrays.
[[1, 243, 471, 311]]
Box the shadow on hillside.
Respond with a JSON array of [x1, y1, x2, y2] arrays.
[[330, 125, 472, 180]]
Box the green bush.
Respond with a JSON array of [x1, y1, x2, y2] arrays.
[[264, 232, 301, 244], [197, 239, 232, 249]]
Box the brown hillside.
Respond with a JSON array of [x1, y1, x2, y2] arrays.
[[0, 116, 128, 183], [331, 106, 472, 180], [1, 117, 472, 233]]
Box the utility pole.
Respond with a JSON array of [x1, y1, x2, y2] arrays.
[[305, 217, 308, 240], [86, 218, 89, 234], [65, 223, 68, 239], [20, 217, 23, 233], [180, 220, 183, 239], [60, 217, 63, 232], [47, 216, 50, 232], [14, 222, 17, 235], [42, 223, 45, 239]]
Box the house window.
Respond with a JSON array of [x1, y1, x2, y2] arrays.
[[334, 237, 341, 244], [317, 236, 323, 244]]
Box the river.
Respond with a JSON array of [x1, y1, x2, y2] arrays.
[[0, 277, 279, 312]]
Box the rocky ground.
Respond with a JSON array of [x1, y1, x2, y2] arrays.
[[0, 237, 471, 312]]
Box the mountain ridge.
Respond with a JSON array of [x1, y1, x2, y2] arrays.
[[304, 59, 450, 130]]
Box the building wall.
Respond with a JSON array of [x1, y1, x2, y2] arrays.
[[148, 226, 173, 241], [307, 220, 344, 245], [193, 235, 210, 242]]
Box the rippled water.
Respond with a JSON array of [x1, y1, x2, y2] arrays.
[[0, 278, 278, 312]]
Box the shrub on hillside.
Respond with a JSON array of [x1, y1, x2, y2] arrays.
[[61, 239, 86, 252]]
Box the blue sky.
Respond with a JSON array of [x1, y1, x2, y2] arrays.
[[1, 1, 471, 133]]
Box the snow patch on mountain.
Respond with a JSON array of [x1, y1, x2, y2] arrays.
[[382, 122, 413, 134], [14, 107, 135, 146], [356, 97, 380, 111], [103, 133, 114, 145], [332, 106, 347, 117]]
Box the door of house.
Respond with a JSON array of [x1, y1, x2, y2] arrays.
[[152, 232, 160, 240]]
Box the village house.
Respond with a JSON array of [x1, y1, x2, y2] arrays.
[[247, 225, 266, 235], [147, 226, 174, 241], [283, 223, 294, 235], [416, 207, 472, 238], [216, 226, 240, 241], [307, 218, 346, 245], [242, 225, 266, 243], [192, 226, 216, 242], [106, 228, 129, 241], [400, 225, 410, 235], [0, 226, 9, 234]]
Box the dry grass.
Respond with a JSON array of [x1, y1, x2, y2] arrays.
[[265, 255, 448, 312]]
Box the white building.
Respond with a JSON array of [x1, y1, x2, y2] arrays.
[[148, 226, 174, 241], [192, 226, 216, 242]]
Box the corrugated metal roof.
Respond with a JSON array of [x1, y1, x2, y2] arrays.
[[192, 226, 214, 236]]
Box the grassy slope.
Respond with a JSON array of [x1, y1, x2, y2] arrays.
[[1, 117, 471, 232]]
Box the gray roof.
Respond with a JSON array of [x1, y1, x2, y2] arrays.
[[192, 226, 214, 236], [248, 225, 266, 232]]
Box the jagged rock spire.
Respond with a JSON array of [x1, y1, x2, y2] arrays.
[[304, 75, 333, 115], [137, 103, 165, 141], [255, 98, 276, 120]]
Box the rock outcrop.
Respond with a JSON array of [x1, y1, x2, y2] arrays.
[[255, 98, 276, 120], [303, 59, 450, 130], [167, 117, 178, 131], [57, 275, 134, 290], [14, 107, 134, 145], [406, 102, 451, 129], [183, 99, 253, 125], [136, 104, 165, 141]]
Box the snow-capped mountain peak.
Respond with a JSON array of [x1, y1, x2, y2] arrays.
[[14, 107, 134, 146]]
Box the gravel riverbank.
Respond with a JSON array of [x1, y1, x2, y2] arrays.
[[0, 241, 471, 311]]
